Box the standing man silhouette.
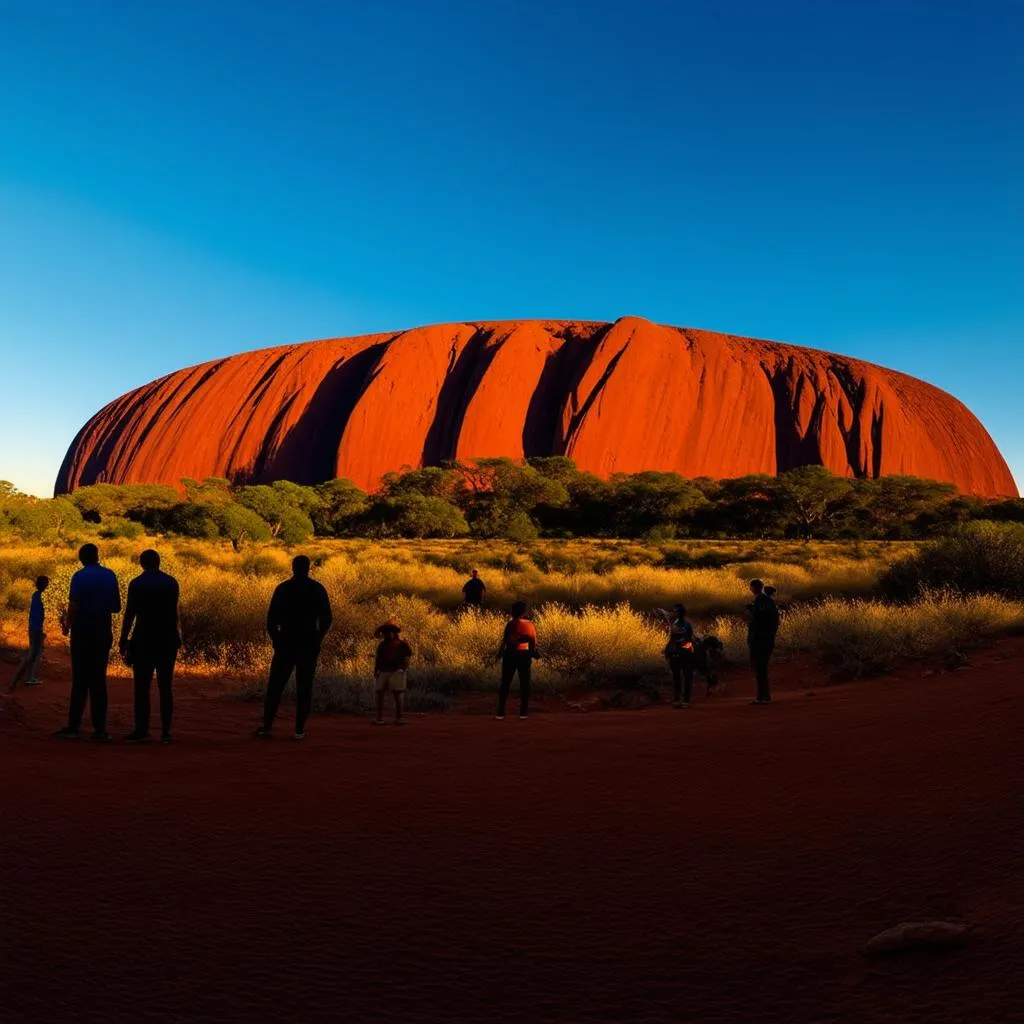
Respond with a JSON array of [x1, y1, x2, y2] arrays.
[[258, 556, 333, 740], [747, 579, 780, 705], [55, 544, 121, 742], [496, 601, 537, 720], [462, 569, 486, 609], [120, 549, 181, 744]]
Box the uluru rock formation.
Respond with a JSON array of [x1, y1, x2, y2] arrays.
[[55, 317, 1018, 497]]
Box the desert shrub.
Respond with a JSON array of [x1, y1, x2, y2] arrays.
[[534, 603, 665, 687], [781, 592, 1024, 678], [4, 577, 34, 612], [98, 517, 145, 539], [175, 565, 277, 667], [881, 522, 1024, 601]]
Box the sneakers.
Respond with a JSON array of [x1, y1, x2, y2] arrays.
[[255, 726, 273, 739], [53, 727, 80, 740], [495, 714, 505, 720], [518, 715, 529, 720], [123, 732, 151, 744], [92, 732, 113, 743], [161, 733, 174, 745], [749, 698, 772, 705], [24, 678, 41, 686], [372, 719, 387, 726], [293, 731, 307, 741]]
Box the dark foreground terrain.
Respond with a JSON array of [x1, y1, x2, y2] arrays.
[[2, 642, 1023, 1023]]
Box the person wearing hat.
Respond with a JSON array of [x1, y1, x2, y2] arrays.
[[373, 620, 413, 725], [663, 603, 696, 708]]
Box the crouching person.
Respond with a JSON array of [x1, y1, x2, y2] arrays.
[[373, 620, 412, 725]]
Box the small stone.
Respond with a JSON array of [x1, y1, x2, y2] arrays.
[[863, 920, 968, 958]]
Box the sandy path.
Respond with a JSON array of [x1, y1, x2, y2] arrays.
[[2, 642, 1022, 1022]]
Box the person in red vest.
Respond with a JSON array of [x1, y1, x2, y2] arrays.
[[496, 601, 537, 720]]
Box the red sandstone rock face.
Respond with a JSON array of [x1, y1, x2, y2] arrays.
[[55, 317, 1018, 498]]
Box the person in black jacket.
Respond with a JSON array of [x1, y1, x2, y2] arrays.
[[120, 549, 181, 744], [462, 569, 486, 608], [257, 556, 333, 740], [747, 579, 780, 705]]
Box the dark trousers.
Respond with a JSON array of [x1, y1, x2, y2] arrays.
[[750, 639, 775, 702], [132, 647, 177, 736], [68, 631, 112, 734], [669, 654, 695, 703], [264, 644, 320, 732], [498, 655, 532, 717], [10, 629, 44, 687]]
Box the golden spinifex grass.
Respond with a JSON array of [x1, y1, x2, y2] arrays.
[[2, 537, 1020, 702]]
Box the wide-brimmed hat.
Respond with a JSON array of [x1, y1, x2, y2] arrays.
[[374, 619, 402, 636]]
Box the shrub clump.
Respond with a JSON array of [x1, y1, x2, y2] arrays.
[[882, 522, 1024, 601]]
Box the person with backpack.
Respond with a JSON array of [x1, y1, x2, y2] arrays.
[[496, 601, 537, 720], [663, 603, 696, 708], [747, 579, 780, 705]]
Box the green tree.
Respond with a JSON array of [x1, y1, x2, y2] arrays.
[[2, 497, 84, 539], [182, 477, 234, 506], [381, 466, 464, 501], [608, 471, 706, 537], [312, 479, 370, 535], [369, 495, 469, 538], [215, 502, 273, 550], [865, 476, 957, 538], [699, 475, 786, 537], [777, 466, 855, 538], [455, 458, 568, 538], [165, 502, 221, 540], [270, 480, 322, 513], [276, 506, 315, 545]]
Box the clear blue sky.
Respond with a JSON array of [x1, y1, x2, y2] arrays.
[[1, 0, 1021, 496]]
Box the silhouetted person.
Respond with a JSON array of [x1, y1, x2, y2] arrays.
[[747, 579, 780, 705], [120, 550, 181, 744], [496, 600, 537, 720], [55, 544, 121, 741], [663, 603, 696, 708], [462, 569, 485, 608], [257, 555, 333, 740], [373, 620, 413, 725], [9, 575, 49, 691]]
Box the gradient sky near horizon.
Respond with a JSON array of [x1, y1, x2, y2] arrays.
[[1, 0, 1021, 497]]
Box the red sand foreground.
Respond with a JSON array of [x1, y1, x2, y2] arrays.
[[2, 643, 1023, 1023]]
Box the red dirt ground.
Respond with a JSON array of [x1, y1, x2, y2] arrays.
[[2, 641, 1022, 1023]]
